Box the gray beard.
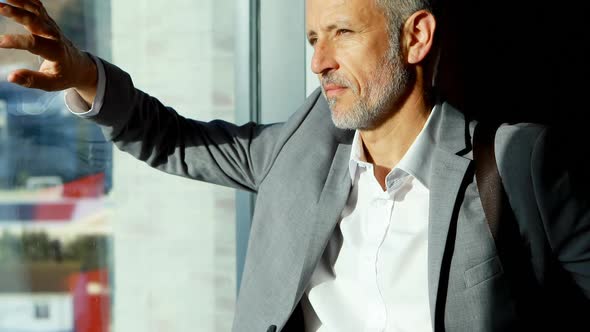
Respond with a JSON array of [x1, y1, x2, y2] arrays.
[[323, 49, 411, 130]]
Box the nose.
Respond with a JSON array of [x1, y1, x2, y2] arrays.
[[311, 40, 339, 75]]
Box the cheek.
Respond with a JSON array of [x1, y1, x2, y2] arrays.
[[340, 52, 383, 94], [347, 66, 378, 97]]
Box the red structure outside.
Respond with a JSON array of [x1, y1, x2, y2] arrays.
[[68, 269, 111, 332]]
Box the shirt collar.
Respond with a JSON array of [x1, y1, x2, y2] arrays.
[[348, 104, 441, 190]]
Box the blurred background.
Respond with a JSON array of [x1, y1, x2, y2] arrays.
[[0, 0, 238, 331]]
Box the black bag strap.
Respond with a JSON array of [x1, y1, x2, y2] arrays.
[[473, 122, 506, 241]]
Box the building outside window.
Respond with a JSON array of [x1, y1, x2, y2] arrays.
[[0, 0, 238, 331]]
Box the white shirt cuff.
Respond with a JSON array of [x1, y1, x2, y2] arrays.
[[64, 54, 106, 118]]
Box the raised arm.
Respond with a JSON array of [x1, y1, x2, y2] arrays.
[[86, 58, 288, 192]]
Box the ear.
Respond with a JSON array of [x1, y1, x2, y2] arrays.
[[402, 10, 436, 65]]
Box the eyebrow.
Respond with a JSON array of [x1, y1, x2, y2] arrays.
[[307, 18, 353, 39]]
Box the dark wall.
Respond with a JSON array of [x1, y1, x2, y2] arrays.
[[435, 0, 589, 126]]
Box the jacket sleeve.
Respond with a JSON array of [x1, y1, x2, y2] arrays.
[[87, 57, 292, 192], [531, 128, 590, 299]]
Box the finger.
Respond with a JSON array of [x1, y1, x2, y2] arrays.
[[4, 0, 41, 15], [0, 3, 58, 40], [0, 34, 62, 61], [7, 69, 64, 92]]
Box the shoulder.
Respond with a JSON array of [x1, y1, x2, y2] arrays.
[[493, 122, 552, 196], [493, 122, 548, 174], [495, 122, 548, 156], [492, 121, 553, 199]]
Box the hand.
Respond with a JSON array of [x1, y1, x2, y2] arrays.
[[0, 0, 97, 103]]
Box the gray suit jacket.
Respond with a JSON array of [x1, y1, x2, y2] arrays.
[[91, 59, 589, 331]]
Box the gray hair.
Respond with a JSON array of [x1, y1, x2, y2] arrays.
[[375, 0, 434, 53]]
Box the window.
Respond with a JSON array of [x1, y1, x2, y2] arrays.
[[1, 0, 238, 330]]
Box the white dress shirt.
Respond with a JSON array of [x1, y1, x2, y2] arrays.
[[302, 106, 440, 332]]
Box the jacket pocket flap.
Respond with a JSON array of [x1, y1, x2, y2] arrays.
[[464, 255, 504, 288]]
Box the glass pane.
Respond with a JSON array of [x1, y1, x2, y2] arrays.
[[0, 0, 237, 331]]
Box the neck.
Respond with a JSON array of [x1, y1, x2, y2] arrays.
[[360, 84, 432, 178]]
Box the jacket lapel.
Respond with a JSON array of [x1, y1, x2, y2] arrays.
[[307, 143, 352, 271], [427, 148, 472, 322], [425, 103, 475, 325], [290, 143, 353, 312]]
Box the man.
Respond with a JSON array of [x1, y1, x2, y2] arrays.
[[1, 0, 588, 331]]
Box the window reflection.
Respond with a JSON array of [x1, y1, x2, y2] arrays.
[[1, 0, 237, 331], [1, 1, 113, 332]]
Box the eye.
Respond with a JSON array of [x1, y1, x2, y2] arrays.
[[336, 29, 352, 36], [308, 37, 318, 46]]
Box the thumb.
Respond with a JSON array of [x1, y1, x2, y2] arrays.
[[7, 69, 64, 92]]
